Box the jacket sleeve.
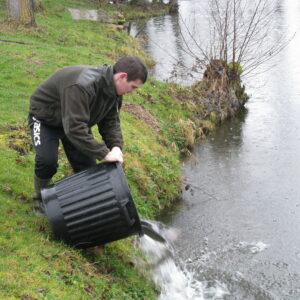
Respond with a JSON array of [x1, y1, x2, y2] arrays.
[[97, 100, 124, 150], [61, 85, 110, 160]]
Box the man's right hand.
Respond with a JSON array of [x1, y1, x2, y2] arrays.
[[104, 146, 123, 163]]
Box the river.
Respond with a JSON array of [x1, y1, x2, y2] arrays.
[[131, 0, 300, 299]]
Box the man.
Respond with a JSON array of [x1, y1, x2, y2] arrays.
[[29, 56, 147, 216]]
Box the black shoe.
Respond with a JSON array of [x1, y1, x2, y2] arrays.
[[33, 174, 51, 217], [33, 198, 46, 217]]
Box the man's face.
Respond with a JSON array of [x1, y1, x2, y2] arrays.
[[114, 73, 143, 95]]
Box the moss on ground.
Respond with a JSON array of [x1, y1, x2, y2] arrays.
[[0, 0, 245, 298]]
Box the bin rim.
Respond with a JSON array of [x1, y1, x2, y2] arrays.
[[114, 162, 143, 236]]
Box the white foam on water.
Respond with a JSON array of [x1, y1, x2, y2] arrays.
[[136, 221, 229, 300], [236, 241, 269, 254]]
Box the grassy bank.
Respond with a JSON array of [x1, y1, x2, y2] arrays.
[[0, 0, 245, 299]]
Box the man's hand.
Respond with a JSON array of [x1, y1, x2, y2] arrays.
[[104, 146, 123, 163]]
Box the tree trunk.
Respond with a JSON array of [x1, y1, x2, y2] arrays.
[[169, 0, 178, 13], [130, 0, 150, 7], [7, 0, 36, 26], [32, 0, 43, 12]]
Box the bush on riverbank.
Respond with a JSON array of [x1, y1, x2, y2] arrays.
[[0, 0, 246, 298]]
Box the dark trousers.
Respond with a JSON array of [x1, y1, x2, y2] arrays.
[[29, 115, 96, 179]]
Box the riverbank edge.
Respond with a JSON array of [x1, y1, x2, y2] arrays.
[[0, 1, 246, 299]]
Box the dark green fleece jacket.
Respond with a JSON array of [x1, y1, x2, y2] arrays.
[[29, 65, 123, 160]]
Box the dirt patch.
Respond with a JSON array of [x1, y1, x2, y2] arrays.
[[5, 124, 32, 155], [122, 103, 160, 132], [30, 60, 46, 65]]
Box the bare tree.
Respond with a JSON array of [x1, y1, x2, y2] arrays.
[[7, 0, 36, 26], [178, 0, 292, 79]]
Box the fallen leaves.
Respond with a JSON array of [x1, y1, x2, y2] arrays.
[[31, 60, 46, 65], [84, 282, 97, 297], [41, 253, 59, 260], [19, 295, 37, 300], [25, 70, 38, 78], [2, 185, 11, 193]]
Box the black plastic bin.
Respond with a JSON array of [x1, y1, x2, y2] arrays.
[[41, 162, 143, 249]]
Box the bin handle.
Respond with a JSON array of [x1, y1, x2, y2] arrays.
[[120, 199, 135, 226]]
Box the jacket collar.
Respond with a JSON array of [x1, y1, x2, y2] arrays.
[[101, 65, 118, 99]]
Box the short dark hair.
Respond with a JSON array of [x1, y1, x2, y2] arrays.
[[113, 56, 148, 83]]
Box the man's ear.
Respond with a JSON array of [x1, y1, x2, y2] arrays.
[[117, 72, 128, 80]]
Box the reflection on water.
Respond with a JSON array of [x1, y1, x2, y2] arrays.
[[130, 10, 208, 84], [133, 0, 300, 299]]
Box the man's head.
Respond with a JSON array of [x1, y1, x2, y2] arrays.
[[113, 56, 148, 95]]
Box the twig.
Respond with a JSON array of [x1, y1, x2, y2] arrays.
[[0, 39, 34, 45]]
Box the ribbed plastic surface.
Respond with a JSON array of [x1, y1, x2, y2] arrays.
[[41, 162, 142, 248]]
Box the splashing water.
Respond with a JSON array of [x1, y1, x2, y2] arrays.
[[136, 220, 229, 300], [236, 241, 269, 254]]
